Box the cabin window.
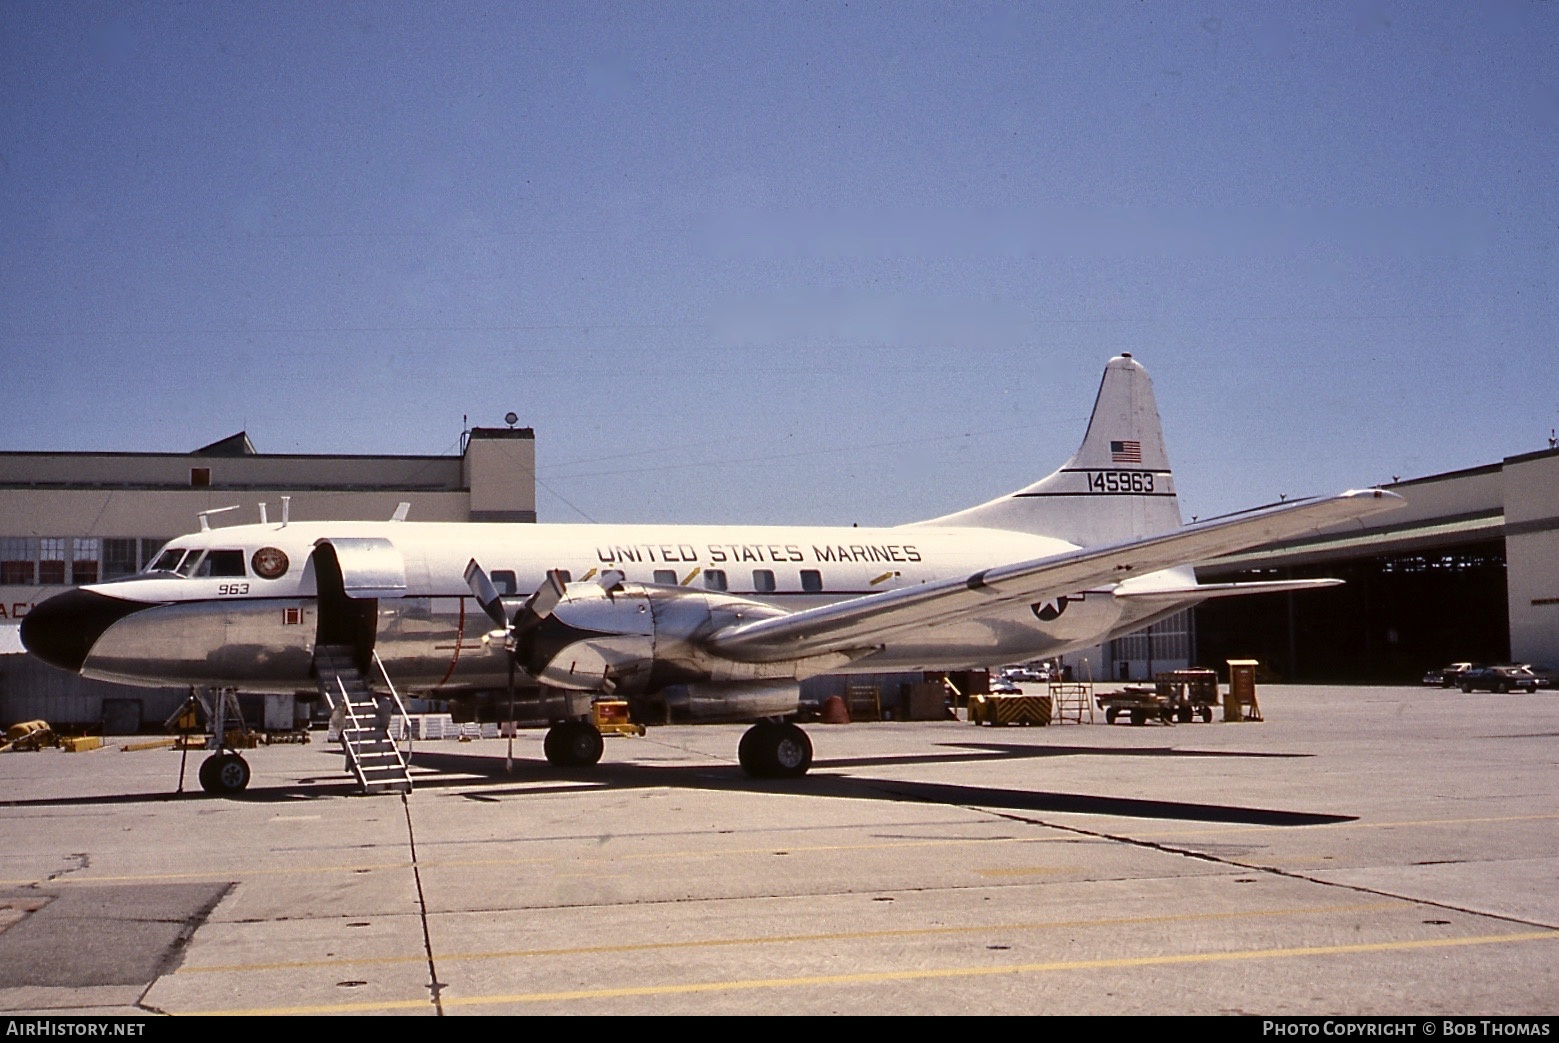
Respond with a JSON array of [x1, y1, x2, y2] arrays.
[[704, 569, 728, 591], [800, 569, 823, 593], [753, 569, 776, 592], [1, 538, 35, 585], [653, 569, 677, 585], [194, 550, 246, 578], [492, 569, 517, 596]]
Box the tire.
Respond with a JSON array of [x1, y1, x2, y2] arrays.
[[1198, 707, 1212, 723], [544, 720, 604, 767], [1461, 683, 1472, 694], [200, 753, 250, 794], [738, 722, 813, 779], [1495, 682, 1509, 694], [1105, 708, 1119, 725], [1129, 709, 1146, 726]]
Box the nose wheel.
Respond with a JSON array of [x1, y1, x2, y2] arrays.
[[738, 721, 813, 779], [197, 753, 251, 794]]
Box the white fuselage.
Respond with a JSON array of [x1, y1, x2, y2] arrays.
[[63, 519, 1162, 693]]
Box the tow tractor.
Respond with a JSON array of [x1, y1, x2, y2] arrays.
[[1097, 669, 1220, 725]]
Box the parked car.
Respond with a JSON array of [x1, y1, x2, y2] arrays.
[[989, 679, 1022, 695], [1423, 662, 1476, 687], [1458, 665, 1539, 693], [1519, 665, 1555, 689]]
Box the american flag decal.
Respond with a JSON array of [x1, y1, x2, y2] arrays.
[[1110, 440, 1142, 464]]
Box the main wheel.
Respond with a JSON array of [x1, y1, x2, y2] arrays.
[[199, 753, 250, 794], [738, 722, 813, 779], [544, 720, 604, 767]]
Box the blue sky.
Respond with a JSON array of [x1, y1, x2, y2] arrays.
[[1, 1, 1554, 526]]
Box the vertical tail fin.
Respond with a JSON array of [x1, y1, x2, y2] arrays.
[[912, 354, 1182, 546]]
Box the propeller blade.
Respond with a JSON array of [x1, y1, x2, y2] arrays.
[[523, 569, 568, 620], [463, 559, 509, 630]]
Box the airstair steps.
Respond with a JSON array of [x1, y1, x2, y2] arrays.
[[315, 644, 412, 795]]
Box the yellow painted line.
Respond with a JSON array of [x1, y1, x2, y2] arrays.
[[971, 867, 1065, 878], [186, 929, 1559, 1015], [177, 901, 1395, 974]]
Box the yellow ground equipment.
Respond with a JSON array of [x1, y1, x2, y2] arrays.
[[968, 694, 1053, 726], [592, 699, 646, 737], [1, 720, 61, 753]]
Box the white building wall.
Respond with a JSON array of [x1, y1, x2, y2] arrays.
[[1503, 451, 1559, 668]]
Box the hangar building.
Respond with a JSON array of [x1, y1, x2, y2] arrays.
[[1091, 446, 1559, 683]]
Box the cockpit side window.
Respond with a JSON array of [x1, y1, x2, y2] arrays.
[[176, 551, 205, 577], [194, 550, 247, 578]]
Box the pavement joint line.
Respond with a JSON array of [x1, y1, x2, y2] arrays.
[[967, 805, 1559, 935], [400, 792, 445, 1017], [180, 929, 1559, 1015], [174, 900, 1401, 975]]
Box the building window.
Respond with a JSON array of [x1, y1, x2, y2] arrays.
[[752, 569, 776, 592], [1, 538, 35, 585], [800, 569, 823, 593], [704, 569, 728, 591], [103, 538, 139, 580], [38, 538, 67, 585], [72, 539, 101, 584], [191, 468, 211, 487], [653, 570, 677, 585]]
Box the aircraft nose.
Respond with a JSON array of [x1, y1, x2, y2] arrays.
[[19, 589, 149, 674]]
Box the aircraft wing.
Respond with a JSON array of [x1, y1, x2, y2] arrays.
[[707, 489, 1401, 663]]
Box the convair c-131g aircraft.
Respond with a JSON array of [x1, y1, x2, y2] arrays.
[[21, 356, 1400, 791]]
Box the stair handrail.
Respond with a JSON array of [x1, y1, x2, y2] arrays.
[[372, 650, 414, 762]]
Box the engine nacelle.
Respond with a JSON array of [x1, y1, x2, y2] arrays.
[[522, 581, 790, 695]]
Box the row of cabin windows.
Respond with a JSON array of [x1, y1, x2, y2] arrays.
[[1, 537, 169, 586], [488, 568, 826, 596]]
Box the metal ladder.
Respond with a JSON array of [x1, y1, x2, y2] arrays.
[[314, 644, 412, 794]]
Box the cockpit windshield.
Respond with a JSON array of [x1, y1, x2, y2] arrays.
[[147, 548, 188, 574], [143, 547, 249, 578]]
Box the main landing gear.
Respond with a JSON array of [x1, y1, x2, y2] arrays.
[[197, 752, 251, 794], [738, 721, 813, 779], [544, 719, 605, 768]]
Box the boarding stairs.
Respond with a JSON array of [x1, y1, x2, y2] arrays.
[[314, 644, 413, 795]]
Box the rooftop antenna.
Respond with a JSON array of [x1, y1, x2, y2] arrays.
[[259, 502, 269, 525], [1549, 429, 1556, 450], [197, 505, 241, 532], [460, 414, 470, 453], [281, 495, 291, 527]]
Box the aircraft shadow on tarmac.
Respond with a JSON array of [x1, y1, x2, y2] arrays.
[[0, 741, 1352, 827], [400, 742, 1351, 828]]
